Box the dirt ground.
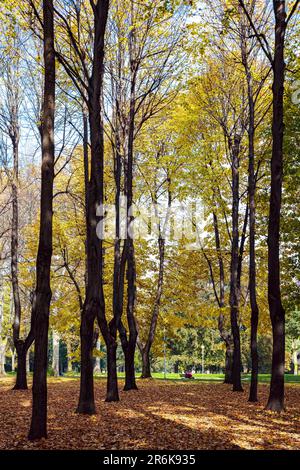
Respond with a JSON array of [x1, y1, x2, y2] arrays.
[[0, 377, 299, 450]]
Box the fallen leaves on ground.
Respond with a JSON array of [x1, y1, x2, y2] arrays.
[[0, 377, 299, 450]]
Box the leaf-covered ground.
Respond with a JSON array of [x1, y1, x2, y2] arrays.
[[0, 377, 299, 450]]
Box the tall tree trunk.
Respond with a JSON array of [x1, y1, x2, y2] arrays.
[[224, 341, 234, 384], [118, 243, 138, 390], [248, 132, 259, 403], [14, 348, 28, 388], [116, 24, 138, 391], [94, 339, 101, 373], [139, 237, 165, 379], [213, 209, 234, 384], [11, 350, 15, 372], [52, 331, 59, 377], [266, 0, 287, 412], [0, 348, 6, 375], [28, 0, 55, 440], [83, 103, 89, 291], [240, 13, 260, 402], [105, 342, 118, 401], [66, 339, 73, 373], [77, 0, 110, 413], [7, 54, 32, 390], [123, 241, 138, 390], [293, 347, 298, 376], [120, 79, 138, 389], [26, 349, 30, 374], [0, 275, 6, 376], [141, 347, 151, 378], [229, 135, 243, 392]]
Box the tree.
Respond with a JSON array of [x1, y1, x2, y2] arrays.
[[105, 0, 186, 388], [76, 0, 111, 411], [239, 0, 300, 412], [28, 0, 56, 440], [137, 148, 173, 378], [0, 2, 37, 390], [188, 61, 248, 391]]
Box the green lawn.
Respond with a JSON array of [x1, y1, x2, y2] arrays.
[[5, 370, 300, 384], [65, 371, 300, 384], [144, 372, 300, 383]]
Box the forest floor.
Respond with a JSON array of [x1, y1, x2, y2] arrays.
[[0, 376, 300, 450]]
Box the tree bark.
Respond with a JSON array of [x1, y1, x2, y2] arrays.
[[141, 347, 151, 378], [77, 0, 110, 413], [0, 343, 6, 376], [114, 21, 139, 391], [240, 13, 260, 402], [83, 103, 89, 290], [26, 350, 30, 374], [14, 348, 28, 389], [224, 341, 234, 384], [6, 44, 33, 390], [11, 350, 15, 372], [28, 0, 55, 440], [266, 0, 287, 412], [0, 278, 6, 376], [105, 342, 118, 401], [52, 331, 59, 377], [94, 339, 101, 373], [66, 340, 73, 373], [212, 209, 234, 384], [293, 348, 298, 376], [123, 242, 138, 390], [138, 236, 165, 379], [137, 169, 171, 380], [229, 135, 243, 392]]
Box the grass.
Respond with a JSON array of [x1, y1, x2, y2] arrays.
[[5, 370, 300, 384], [63, 371, 300, 384], [149, 372, 300, 383]]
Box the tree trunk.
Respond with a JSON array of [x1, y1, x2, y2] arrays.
[[13, 347, 27, 389], [105, 342, 119, 401], [123, 344, 137, 390], [11, 350, 15, 372], [123, 240, 138, 390], [94, 339, 101, 373], [213, 210, 234, 384], [28, 0, 55, 440], [138, 218, 166, 380], [266, 0, 287, 413], [141, 348, 151, 378], [26, 350, 30, 373], [229, 135, 243, 392], [0, 342, 6, 376], [114, 27, 139, 392], [66, 340, 73, 373], [77, 0, 110, 412], [117, 26, 139, 391], [0, 281, 6, 376], [77, 312, 96, 413], [240, 11, 260, 402], [83, 104, 89, 291], [52, 331, 59, 377], [293, 349, 298, 376], [119, 318, 138, 390], [8, 61, 32, 391], [224, 340, 234, 384]]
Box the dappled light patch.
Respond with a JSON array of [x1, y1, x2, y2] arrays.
[[20, 400, 31, 408]]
